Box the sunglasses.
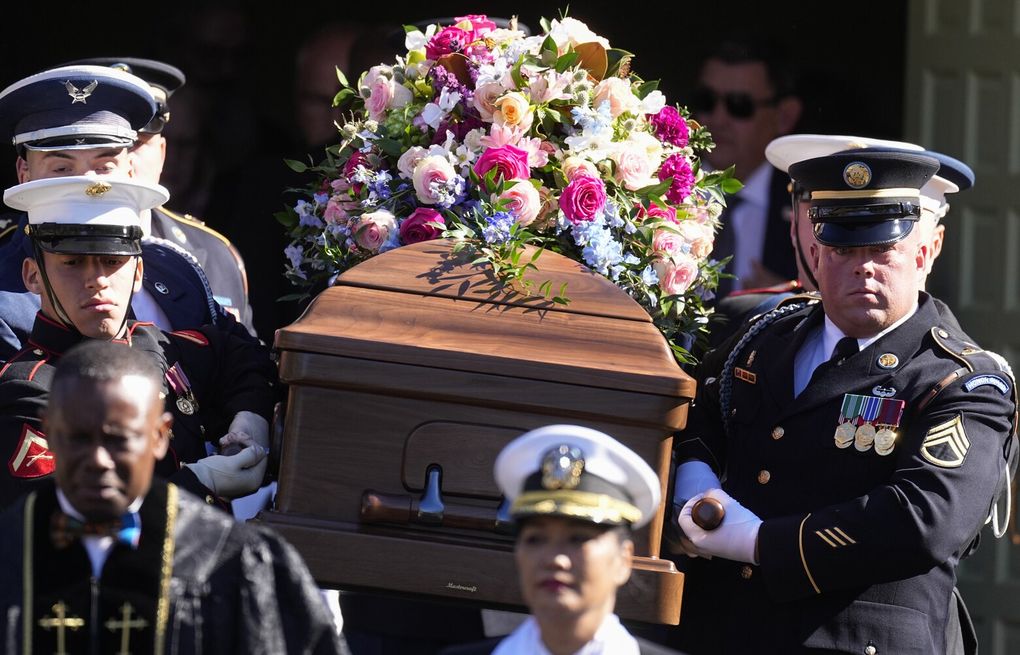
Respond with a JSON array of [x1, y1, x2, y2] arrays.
[[690, 87, 778, 119]]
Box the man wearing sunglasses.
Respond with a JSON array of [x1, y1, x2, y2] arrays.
[[691, 36, 803, 297]]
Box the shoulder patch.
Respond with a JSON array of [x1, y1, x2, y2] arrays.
[[8, 424, 54, 478], [775, 291, 821, 309], [964, 374, 1011, 395], [921, 415, 970, 468], [171, 329, 209, 346]]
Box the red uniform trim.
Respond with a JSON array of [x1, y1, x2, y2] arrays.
[[171, 330, 209, 347]]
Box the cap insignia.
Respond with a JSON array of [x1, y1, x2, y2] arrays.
[[64, 79, 98, 104], [842, 162, 872, 189], [85, 181, 113, 197], [541, 444, 585, 490]]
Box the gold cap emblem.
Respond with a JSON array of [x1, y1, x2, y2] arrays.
[[85, 181, 112, 197], [877, 353, 899, 369], [843, 162, 872, 189], [541, 445, 585, 490]]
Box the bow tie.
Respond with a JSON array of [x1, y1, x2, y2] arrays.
[[51, 510, 141, 550]]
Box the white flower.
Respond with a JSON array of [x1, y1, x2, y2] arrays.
[[639, 90, 667, 115], [548, 17, 610, 51], [420, 87, 462, 129], [404, 25, 436, 52]]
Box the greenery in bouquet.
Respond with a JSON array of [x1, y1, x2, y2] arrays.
[[278, 12, 740, 363]]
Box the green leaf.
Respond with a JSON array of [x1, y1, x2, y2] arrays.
[[403, 24, 418, 33], [284, 159, 308, 173], [335, 66, 349, 88], [634, 179, 672, 199], [721, 178, 745, 194], [605, 48, 635, 77], [332, 88, 355, 107], [275, 209, 297, 228], [555, 51, 579, 73], [539, 17, 552, 34], [376, 138, 405, 158], [636, 80, 659, 99], [511, 57, 526, 89]]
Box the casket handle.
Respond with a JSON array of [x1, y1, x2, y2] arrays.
[[417, 465, 445, 525]]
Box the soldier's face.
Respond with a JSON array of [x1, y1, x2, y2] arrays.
[[811, 230, 928, 338], [128, 133, 166, 186], [44, 376, 170, 521], [16, 147, 132, 183], [22, 253, 143, 340], [514, 516, 633, 623]]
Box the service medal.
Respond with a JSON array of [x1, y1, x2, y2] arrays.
[[854, 423, 876, 451], [874, 428, 897, 455], [176, 396, 195, 415], [834, 422, 856, 448]]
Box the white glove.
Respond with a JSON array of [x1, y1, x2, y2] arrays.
[[673, 460, 722, 506], [678, 488, 762, 564], [184, 444, 268, 498], [667, 460, 723, 558], [219, 410, 270, 451]]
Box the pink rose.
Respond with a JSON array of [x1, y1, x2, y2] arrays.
[[399, 207, 446, 244], [636, 202, 677, 224], [323, 199, 348, 224], [455, 14, 497, 37], [559, 174, 607, 224], [474, 145, 530, 188], [611, 142, 657, 191], [412, 156, 456, 205], [354, 209, 396, 251], [426, 26, 472, 59], [654, 253, 699, 295], [364, 67, 394, 122], [652, 228, 685, 257], [498, 180, 541, 226], [473, 82, 506, 121]]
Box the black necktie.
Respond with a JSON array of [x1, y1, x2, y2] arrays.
[[714, 195, 744, 299], [810, 336, 858, 384]]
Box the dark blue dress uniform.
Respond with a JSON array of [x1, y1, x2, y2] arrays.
[[0, 313, 276, 510], [150, 206, 253, 331], [671, 151, 1017, 655], [0, 215, 255, 361], [0, 478, 342, 654]]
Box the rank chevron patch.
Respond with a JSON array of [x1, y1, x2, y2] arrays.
[[8, 424, 55, 478], [920, 415, 970, 468]]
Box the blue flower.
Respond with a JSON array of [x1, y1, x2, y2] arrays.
[[482, 211, 516, 244], [640, 265, 659, 286], [284, 244, 305, 270]]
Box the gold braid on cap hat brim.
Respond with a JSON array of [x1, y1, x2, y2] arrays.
[[511, 490, 642, 525], [811, 188, 921, 200]]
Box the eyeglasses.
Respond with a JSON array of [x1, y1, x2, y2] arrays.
[[689, 86, 778, 119]]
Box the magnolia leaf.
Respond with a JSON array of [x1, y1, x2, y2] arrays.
[[605, 48, 635, 78], [436, 53, 472, 85], [575, 42, 608, 82], [284, 159, 308, 173]]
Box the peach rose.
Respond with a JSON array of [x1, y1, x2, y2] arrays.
[[654, 253, 699, 295], [493, 91, 534, 131], [562, 156, 599, 181], [594, 77, 640, 118], [678, 220, 715, 260], [611, 142, 658, 191]]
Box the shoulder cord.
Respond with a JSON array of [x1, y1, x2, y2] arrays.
[[719, 300, 810, 436], [143, 236, 219, 324]]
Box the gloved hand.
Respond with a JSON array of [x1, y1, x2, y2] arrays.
[[219, 411, 270, 455], [666, 460, 723, 558], [184, 444, 268, 498], [678, 488, 762, 564]]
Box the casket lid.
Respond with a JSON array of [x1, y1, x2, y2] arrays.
[[276, 240, 694, 397]]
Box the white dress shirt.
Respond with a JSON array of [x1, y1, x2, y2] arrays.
[[730, 161, 773, 290], [492, 613, 639, 655]]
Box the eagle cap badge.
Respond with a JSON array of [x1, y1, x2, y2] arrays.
[[843, 162, 872, 189], [541, 444, 585, 490], [64, 79, 98, 104]]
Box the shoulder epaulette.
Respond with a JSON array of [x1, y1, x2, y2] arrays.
[[160, 206, 234, 249], [930, 326, 1000, 373]]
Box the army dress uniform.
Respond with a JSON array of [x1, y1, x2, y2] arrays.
[[0, 313, 276, 510], [0, 478, 341, 654]]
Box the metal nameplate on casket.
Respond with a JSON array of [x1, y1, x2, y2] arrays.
[[261, 239, 695, 624]]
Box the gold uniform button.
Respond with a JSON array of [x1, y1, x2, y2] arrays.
[[205, 495, 216, 505], [771, 426, 784, 440], [757, 470, 771, 484], [740, 565, 753, 579]]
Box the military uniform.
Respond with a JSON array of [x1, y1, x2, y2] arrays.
[[0, 215, 256, 361], [150, 206, 253, 331], [0, 313, 276, 509], [673, 291, 1016, 654], [0, 478, 342, 654]]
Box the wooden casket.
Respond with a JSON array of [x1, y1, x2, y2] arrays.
[[262, 239, 696, 624]]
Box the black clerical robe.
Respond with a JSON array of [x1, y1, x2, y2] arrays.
[[0, 480, 342, 654]]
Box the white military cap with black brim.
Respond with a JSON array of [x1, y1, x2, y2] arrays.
[[789, 151, 940, 248], [0, 65, 156, 151], [494, 425, 661, 529], [63, 57, 185, 134], [4, 176, 169, 256]]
